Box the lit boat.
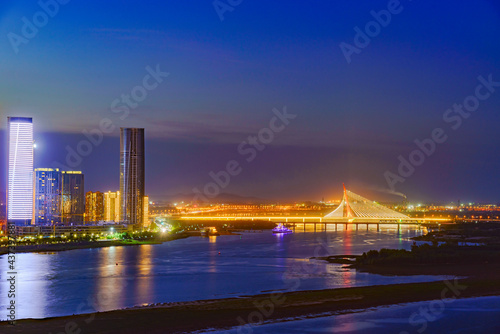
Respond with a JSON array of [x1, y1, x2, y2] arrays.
[[272, 224, 293, 234], [201, 227, 220, 237]]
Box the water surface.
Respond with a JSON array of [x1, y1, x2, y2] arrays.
[[0, 225, 447, 320], [208, 296, 500, 334]]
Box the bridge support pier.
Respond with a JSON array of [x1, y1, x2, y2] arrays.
[[377, 223, 380, 232], [335, 223, 337, 231], [356, 224, 358, 231]]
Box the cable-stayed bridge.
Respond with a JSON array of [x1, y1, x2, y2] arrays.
[[324, 184, 409, 219], [179, 185, 453, 230]]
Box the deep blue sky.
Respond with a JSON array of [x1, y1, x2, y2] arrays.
[[1, 0, 500, 203]]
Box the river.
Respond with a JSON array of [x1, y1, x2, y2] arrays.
[[1, 225, 450, 321]]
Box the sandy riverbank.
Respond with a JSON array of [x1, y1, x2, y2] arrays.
[[1, 273, 500, 334]]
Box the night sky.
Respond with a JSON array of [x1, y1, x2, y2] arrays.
[[1, 0, 499, 203]]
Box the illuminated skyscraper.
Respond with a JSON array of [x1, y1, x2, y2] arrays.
[[85, 191, 104, 222], [104, 191, 121, 222], [34, 168, 62, 225], [7, 117, 34, 226], [61, 171, 85, 224], [120, 128, 145, 227]]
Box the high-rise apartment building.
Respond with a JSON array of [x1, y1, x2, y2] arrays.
[[104, 191, 120, 222], [85, 191, 104, 222], [7, 117, 34, 226], [34, 168, 62, 225], [61, 171, 85, 224], [120, 128, 145, 227]]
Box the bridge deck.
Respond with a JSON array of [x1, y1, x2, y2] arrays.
[[178, 216, 454, 223]]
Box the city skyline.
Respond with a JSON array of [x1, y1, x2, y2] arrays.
[[1, 117, 499, 205], [5, 116, 153, 226]]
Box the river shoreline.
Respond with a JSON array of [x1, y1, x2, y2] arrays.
[[0, 233, 191, 256], [2, 275, 499, 334]]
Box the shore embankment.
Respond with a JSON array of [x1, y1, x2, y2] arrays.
[[2, 274, 499, 334], [0, 233, 191, 256]]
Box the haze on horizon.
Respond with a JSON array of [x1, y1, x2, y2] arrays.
[[1, 0, 500, 204]]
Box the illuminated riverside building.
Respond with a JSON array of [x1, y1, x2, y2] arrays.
[[61, 171, 85, 224], [7, 117, 34, 226], [143, 196, 149, 228], [120, 128, 145, 227], [85, 191, 104, 222], [34, 168, 62, 225], [104, 191, 121, 222]]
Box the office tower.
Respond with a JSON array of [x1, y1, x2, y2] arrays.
[[120, 128, 145, 227], [143, 196, 149, 228], [104, 191, 121, 222], [7, 117, 34, 226], [85, 191, 104, 222], [34, 168, 62, 225], [61, 171, 85, 224]]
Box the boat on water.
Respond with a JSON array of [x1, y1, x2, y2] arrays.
[[272, 224, 293, 234], [200, 227, 220, 237]]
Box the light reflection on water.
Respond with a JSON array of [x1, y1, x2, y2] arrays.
[[1, 226, 443, 320], [207, 296, 500, 334]]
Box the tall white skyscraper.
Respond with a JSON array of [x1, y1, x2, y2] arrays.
[[7, 117, 34, 226]]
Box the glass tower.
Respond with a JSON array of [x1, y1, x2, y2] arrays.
[[7, 117, 34, 226], [120, 128, 145, 227], [34, 168, 62, 225], [61, 171, 85, 224]]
